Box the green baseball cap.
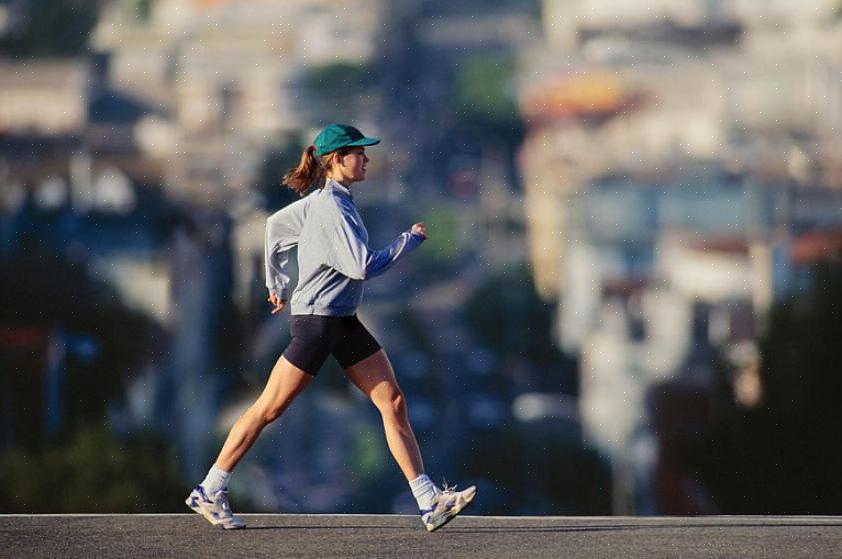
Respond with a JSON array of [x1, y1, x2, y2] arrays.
[[313, 123, 380, 156]]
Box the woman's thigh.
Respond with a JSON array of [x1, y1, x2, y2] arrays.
[[343, 349, 402, 400], [254, 355, 314, 413]]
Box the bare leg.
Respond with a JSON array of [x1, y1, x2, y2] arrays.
[[344, 350, 425, 481], [214, 355, 313, 472]]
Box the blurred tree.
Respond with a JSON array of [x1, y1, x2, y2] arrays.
[[136, 0, 153, 22], [448, 56, 526, 199], [452, 55, 522, 138], [679, 259, 842, 513], [0, 238, 186, 512], [414, 205, 465, 275], [300, 62, 379, 124], [303, 62, 378, 99], [0, 0, 103, 57], [254, 134, 306, 211], [0, 424, 184, 513], [464, 265, 565, 369], [461, 419, 612, 515], [0, 240, 160, 444]]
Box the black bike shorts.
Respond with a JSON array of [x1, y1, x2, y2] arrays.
[[283, 314, 382, 376]]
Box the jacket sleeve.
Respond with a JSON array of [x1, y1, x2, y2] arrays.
[[322, 198, 424, 280], [265, 199, 307, 298]]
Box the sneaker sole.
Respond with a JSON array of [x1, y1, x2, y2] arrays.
[[185, 497, 246, 530], [426, 486, 477, 533]]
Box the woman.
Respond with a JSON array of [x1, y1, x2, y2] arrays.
[[186, 123, 476, 531]]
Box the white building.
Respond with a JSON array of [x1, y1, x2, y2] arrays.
[[0, 61, 89, 135], [520, 1, 842, 507]]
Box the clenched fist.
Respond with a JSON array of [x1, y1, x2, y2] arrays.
[[411, 222, 427, 239]]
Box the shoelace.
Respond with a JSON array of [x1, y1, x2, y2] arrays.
[[440, 479, 458, 494]]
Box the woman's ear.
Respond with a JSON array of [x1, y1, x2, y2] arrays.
[[327, 152, 340, 172]]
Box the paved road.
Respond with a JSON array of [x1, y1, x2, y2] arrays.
[[2, 514, 842, 558]]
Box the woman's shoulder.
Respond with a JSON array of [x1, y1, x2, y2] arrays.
[[311, 187, 355, 214], [268, 195, 310, 223]]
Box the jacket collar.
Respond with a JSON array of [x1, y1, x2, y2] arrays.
[[324, 177, 352, 199]]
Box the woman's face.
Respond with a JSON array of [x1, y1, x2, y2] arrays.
[[330, 147, 369, 184]]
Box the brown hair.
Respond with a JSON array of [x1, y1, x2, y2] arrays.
[[282, 145, 350, 196]]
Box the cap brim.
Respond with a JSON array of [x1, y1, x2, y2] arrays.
[[347, 136, 380, 147]]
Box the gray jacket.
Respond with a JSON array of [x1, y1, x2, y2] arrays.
[[265, 179, 424, 316]]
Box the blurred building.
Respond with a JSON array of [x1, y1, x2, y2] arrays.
[[0, 61, 89, 136], [91, 0, 385, 205], [519, 0, 842, 513]]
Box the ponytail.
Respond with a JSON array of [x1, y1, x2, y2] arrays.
[[281, 145, 350, 196], [282, 145, 323, 196]]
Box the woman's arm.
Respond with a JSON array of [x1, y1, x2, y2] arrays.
[[265, 197, 309, 301], [321, 196, 425, 280]]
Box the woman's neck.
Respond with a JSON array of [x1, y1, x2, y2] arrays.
[[327, 175, 352, 188]]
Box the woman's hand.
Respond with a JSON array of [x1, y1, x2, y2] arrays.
[[268, 292, 287, 314], [411, 222, 427, 239]]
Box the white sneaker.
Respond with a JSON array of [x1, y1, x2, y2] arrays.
[[421, 483, 477, 532], [185, 485, 246, 529]]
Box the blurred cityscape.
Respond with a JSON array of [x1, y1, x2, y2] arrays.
[[1, 0, 842, 515]]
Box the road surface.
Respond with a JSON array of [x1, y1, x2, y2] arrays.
[[2, 514, 841, 558]]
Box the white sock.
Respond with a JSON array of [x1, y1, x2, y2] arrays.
[[409, 474, 437, 512], [200, 464, 231, 495]]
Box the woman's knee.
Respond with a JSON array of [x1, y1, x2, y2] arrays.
[[253, 399, 287, 424], [252, 364, 312, 424], [373, 389, 408, 419]]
